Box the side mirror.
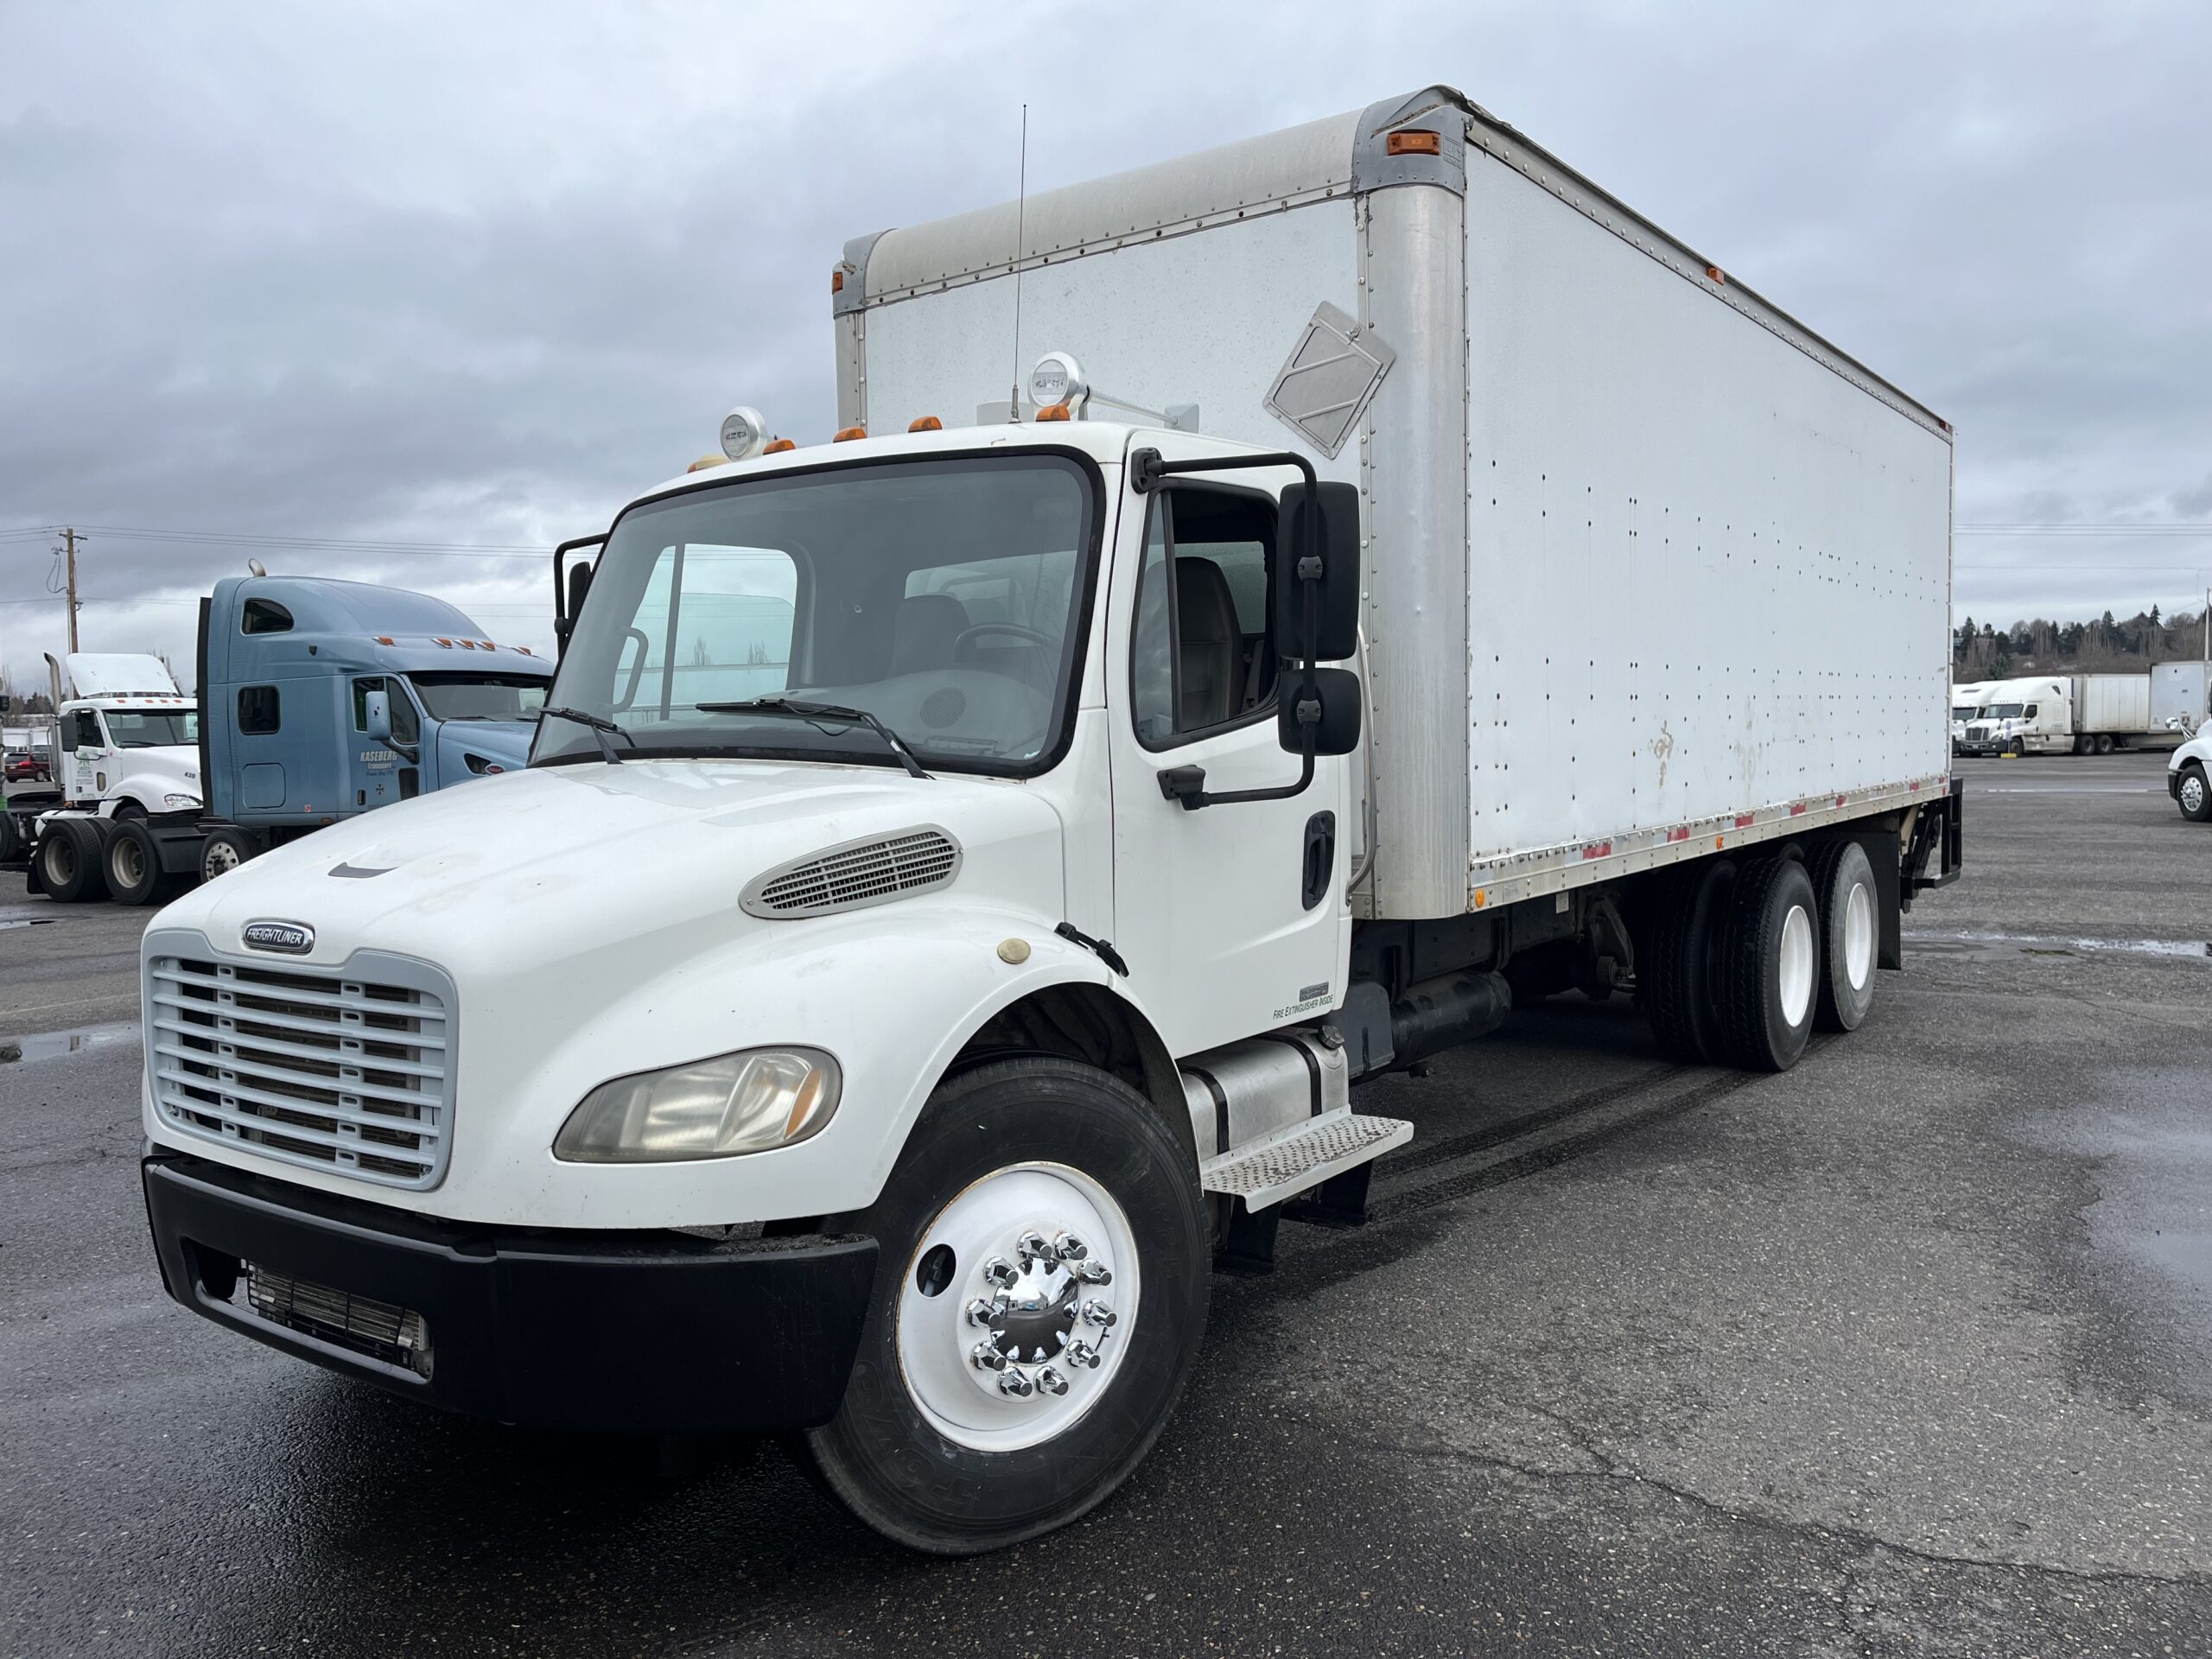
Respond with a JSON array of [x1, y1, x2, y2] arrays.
[[557, 560, 594, 656], [1278, 665, 1363, 758], [364, 689, 392, 742], [59, 720, 78, 753], [1274, 480, 1362, 662]]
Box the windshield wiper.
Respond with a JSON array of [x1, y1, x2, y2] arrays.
[[696, 698, 932, 780], [540, 706, 636, 766]]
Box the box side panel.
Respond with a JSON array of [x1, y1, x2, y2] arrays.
[[855, 199, 1363, 461], [2152, 663, 2212, 728], [1465, 154, 1952, 875], [2076, 674, 2150, 734]]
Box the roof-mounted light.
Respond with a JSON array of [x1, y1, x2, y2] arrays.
[[1027, 351, 1089, 414], [719, 404, 771, 461]]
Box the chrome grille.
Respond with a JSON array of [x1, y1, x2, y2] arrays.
[[741, 828, 961, 918], [147, 953, 454, 1189]]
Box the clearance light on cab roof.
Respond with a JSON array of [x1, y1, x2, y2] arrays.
[[834, 426, 868, 442], [908, 416, 943, 432], [1034, 405, 1071, 422], [765, 438, 797, 454]]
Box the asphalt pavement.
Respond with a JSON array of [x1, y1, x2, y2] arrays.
[[4, 751, 2210, 1656]]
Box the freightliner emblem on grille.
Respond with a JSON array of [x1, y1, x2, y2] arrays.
[[241, 919, 315, 955]]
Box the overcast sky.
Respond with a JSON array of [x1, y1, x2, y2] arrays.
[[4, 0, 2209, 687]]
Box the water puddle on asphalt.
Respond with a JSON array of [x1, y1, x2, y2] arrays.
[[1904, 929, 2212, 961], [0, 1021, 139, 1064]]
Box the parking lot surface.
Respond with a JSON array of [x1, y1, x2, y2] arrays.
[[4, 750, 2209, 1657]]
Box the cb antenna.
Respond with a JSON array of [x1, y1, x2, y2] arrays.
[[1009, 103, 1028, 423]]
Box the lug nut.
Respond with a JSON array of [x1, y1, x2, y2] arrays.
[[1055, 1232, 1089, 1262], [1082, 1298, 1117, 1328], [1065, 1338, 1102, 1370], [965, 1296, 1004, 1329], [1017, 1229, 1053, 1268], [969, 1342, 1007, 1372], [1073, 1260, 1112, 1285], [1035, 1366, 1070, 1396], [998, 1367, 1035, 1398], [982, 1257, 1019, 1290]]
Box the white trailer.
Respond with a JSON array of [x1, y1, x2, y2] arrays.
[[2152, 661, 2210, 737], [139, 88, 1961, 1554], [1959, 671, 2181, 755]]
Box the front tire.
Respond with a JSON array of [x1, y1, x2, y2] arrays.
[[2180, 766, 2212, 823], [199, 827, 257, 883], [798, 1058, 1210, 1555]]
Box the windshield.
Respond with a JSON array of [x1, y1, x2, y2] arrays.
[[105, 710, 199, 748], [1951, 705, 1975, 720], [1986, 702, 2024, 718], [537, 454, 1097, 774], [409, 673, 550, 721]]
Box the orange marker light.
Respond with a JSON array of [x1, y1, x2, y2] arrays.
[[1034, 404, 1071, 422], [830, 269, 844, 294], [908, 416, 943, 432], [1387, 130, 1442, 156], [1705, 264, 1726, 285], [834, 426, 867, 442], [374, 635, 394, 645], [764, 438, 797, 454]]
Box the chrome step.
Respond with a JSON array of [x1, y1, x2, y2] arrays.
[[1198, 1109, 1413, 1211]]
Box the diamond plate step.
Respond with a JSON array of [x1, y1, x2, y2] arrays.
[[1198, 1109, 1413, 1211]]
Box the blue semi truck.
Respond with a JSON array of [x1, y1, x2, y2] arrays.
[[16, 575, 551, 904]]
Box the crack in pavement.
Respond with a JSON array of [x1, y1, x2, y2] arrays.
[[1344, 1429, 2212, 1592]]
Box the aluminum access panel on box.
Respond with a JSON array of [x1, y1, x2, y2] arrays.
[[1461, 151, 1953, 880]]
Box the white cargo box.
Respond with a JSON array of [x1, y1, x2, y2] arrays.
[[2152, 661, 2212, 731], [836, 86, 1955, 920], [2070, 673, 2152, 735]]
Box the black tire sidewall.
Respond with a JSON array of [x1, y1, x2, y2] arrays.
[[200, 830, 252, 884], [107, 821, 162, 906], [2182, 766, 2212, 823], [1720, 855, 1817, 1071], [803, 1058, 1210, 1554], [41, 820, 105, 901], [1810, 841, 1878, 1033]]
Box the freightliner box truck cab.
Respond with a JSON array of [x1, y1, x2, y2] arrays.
[[139, 88, 1961, 1554]]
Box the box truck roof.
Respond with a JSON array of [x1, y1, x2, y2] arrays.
[[837, 86, 1944, 438]]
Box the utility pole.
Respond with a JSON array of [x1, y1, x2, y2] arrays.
[[57, 527, 82, 653]]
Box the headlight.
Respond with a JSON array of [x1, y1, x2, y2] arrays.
[[163, 793, 200, 809], [552, 1046, 842, 1163]]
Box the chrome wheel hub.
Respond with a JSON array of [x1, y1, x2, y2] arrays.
[[896, 1162, 1138, 1452], [2184, 775, 2207, 814]]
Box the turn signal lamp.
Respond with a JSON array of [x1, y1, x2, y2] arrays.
[[834, 425, 868, 442], [909, 416, 943, 432], [1387, 130, 1441, 156]]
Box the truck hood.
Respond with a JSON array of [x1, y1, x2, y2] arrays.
[[114, 746, 200, 794], [432, 717, 537, 781], [156, 759, 1065, 976]]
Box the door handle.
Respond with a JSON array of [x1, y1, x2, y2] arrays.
[[1300, 810, 1336, 911]]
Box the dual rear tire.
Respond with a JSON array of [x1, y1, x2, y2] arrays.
[[1643, 838, 1878, 1071]]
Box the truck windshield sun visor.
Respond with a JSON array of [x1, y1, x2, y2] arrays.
[[531, 452, 1101, 779]]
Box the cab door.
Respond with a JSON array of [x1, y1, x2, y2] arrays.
[[1104, 448, 1351, 1058], [64, 709, 112, 805]]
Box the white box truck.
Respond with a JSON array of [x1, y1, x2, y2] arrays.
[[139, 87, 1961, 1554], [1958, 671, 2180, 755]]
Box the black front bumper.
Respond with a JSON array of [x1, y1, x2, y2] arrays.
[[143, 1153, 878, 1433]]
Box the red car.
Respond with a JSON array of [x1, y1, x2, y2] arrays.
[[3, 749, 52, 785]]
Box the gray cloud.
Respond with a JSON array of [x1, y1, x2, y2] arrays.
[[5, 0, 2211, 685]]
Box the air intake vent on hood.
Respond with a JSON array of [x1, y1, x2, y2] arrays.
[[741, 827, 962, 919]]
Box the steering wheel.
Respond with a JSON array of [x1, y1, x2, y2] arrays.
[[954, 622, 1054, 653]]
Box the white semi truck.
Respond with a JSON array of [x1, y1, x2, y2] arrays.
[[1951, 680, 1998, 753], [1956, 671, 2187, 756], [139, 88, 1961, 1554], [0, 653, 202, 869]]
